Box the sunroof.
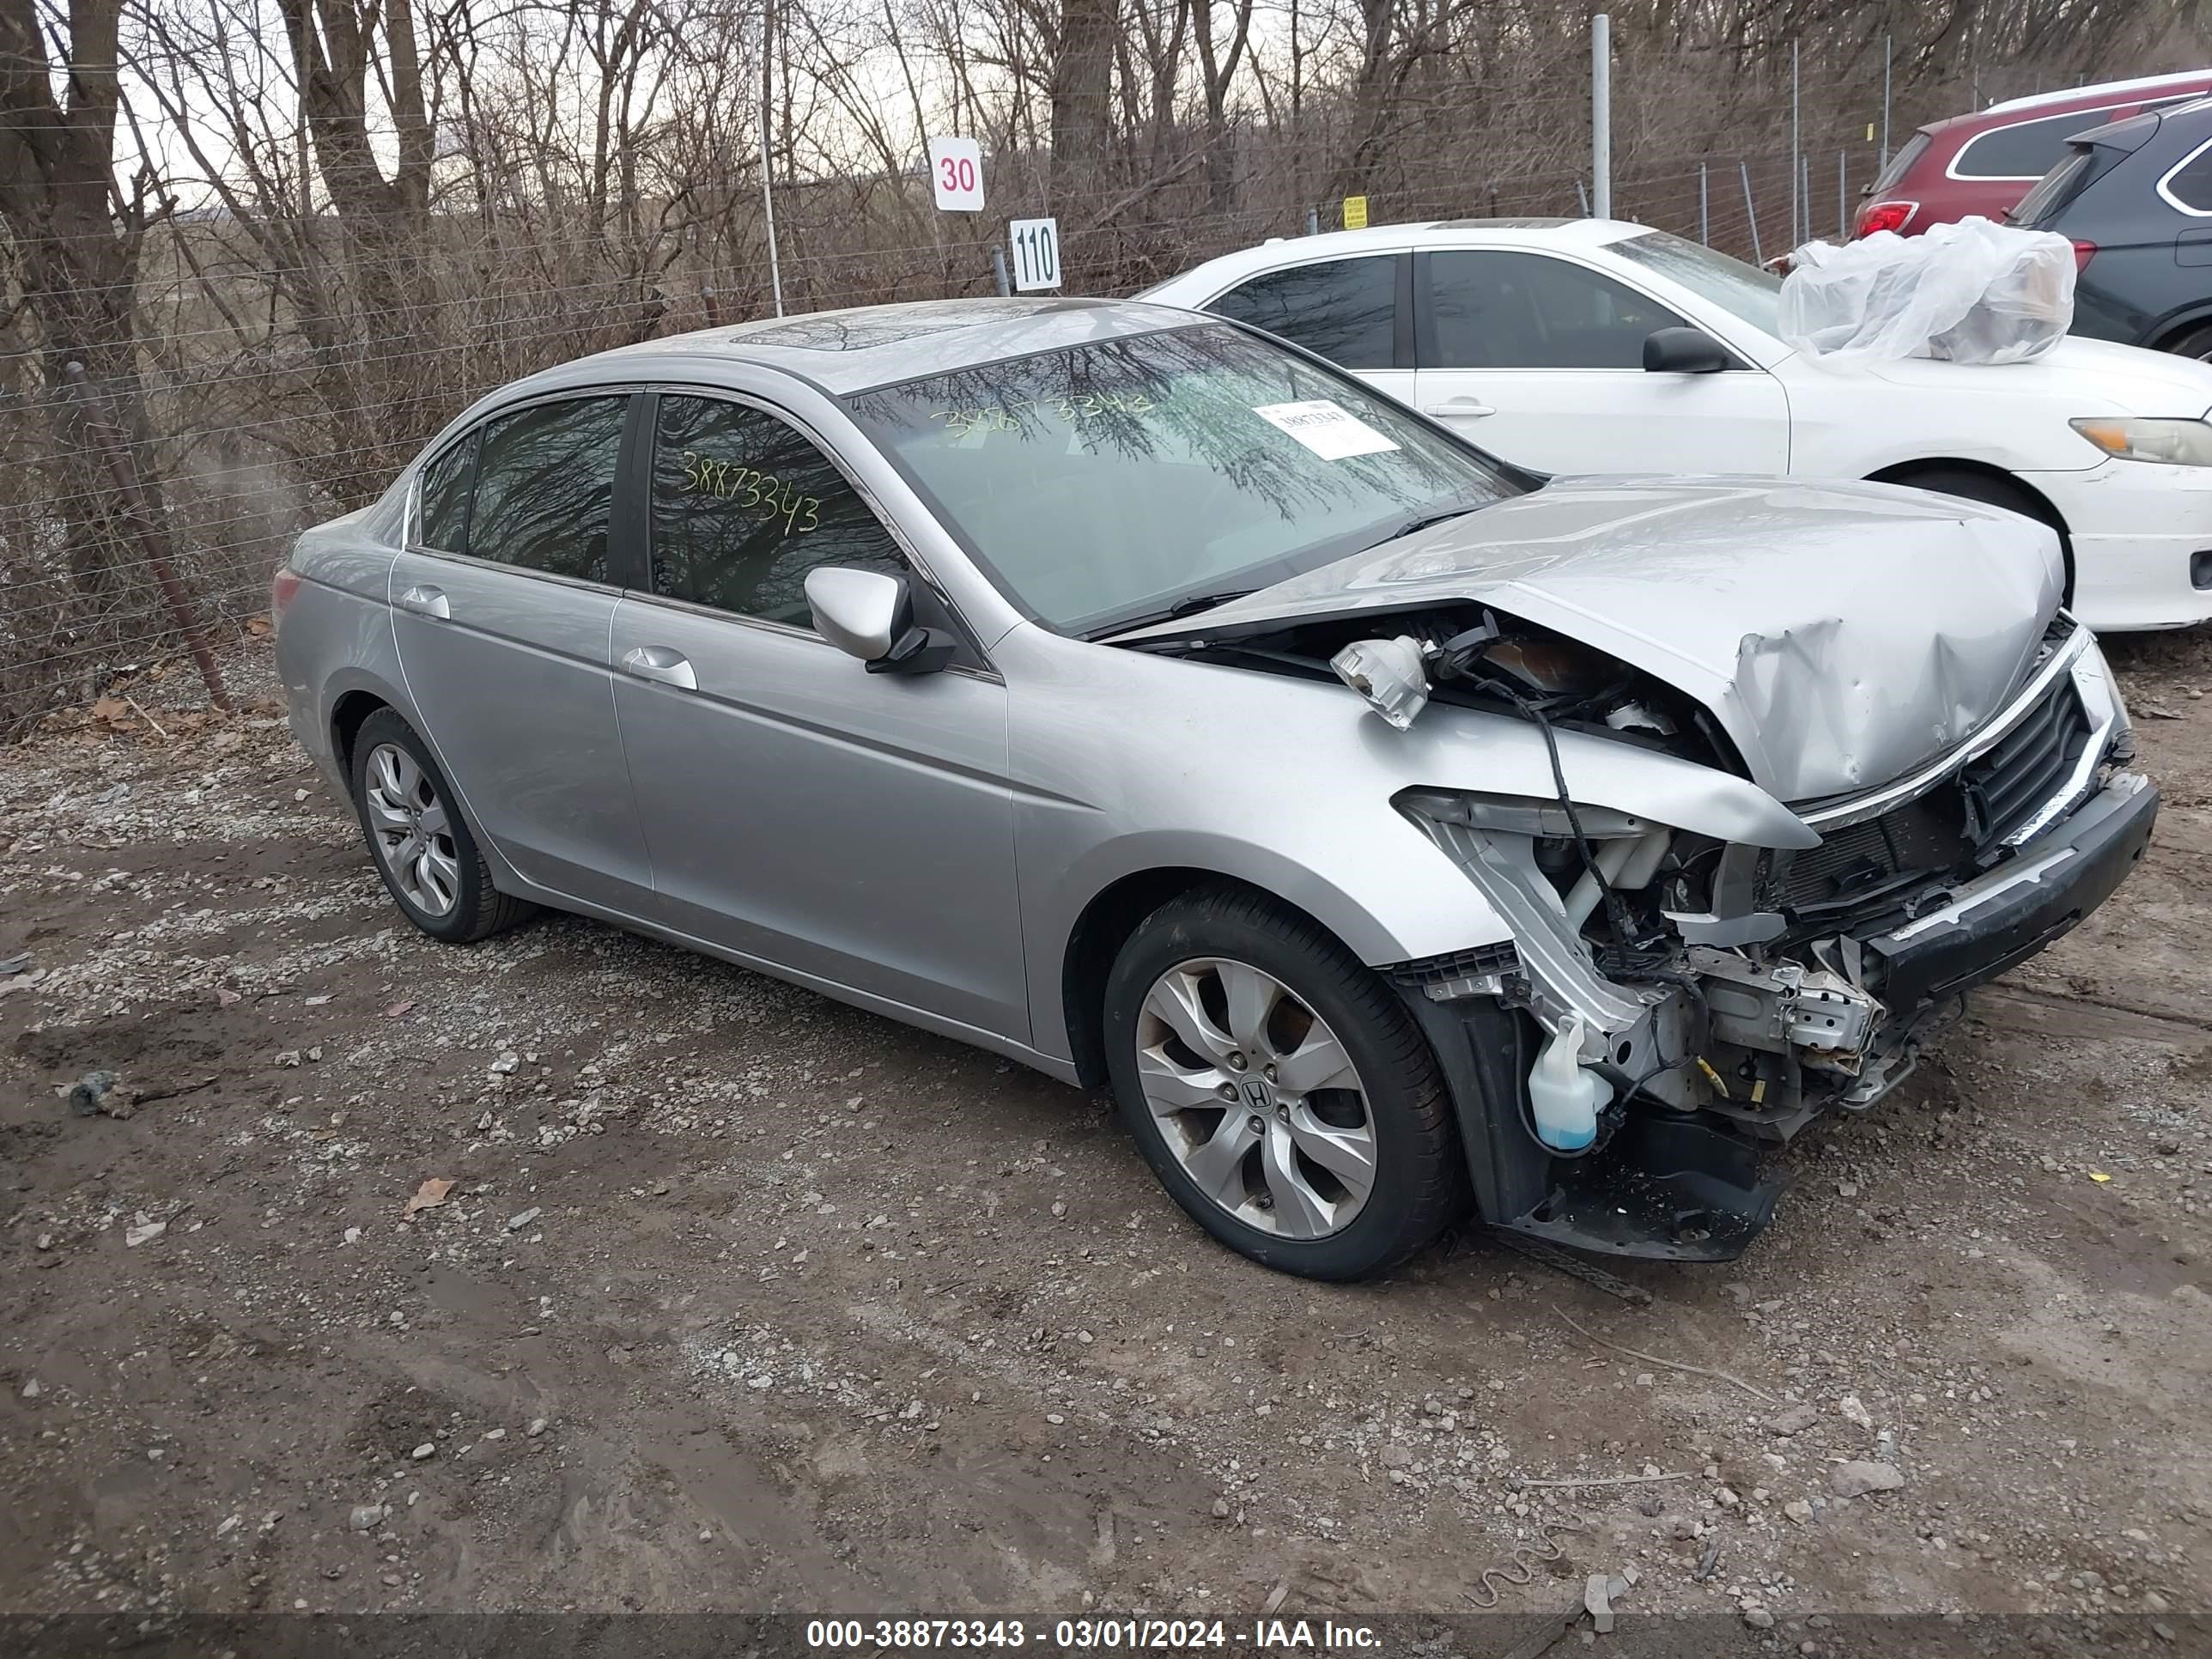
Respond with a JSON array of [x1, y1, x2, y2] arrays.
[[736, 301, 1054, 352]]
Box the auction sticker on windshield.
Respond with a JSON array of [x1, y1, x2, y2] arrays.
[[1251, 400, 1399, 460]]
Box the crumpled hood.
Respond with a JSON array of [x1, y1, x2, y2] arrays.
[[1119, 476, 2063, 802]]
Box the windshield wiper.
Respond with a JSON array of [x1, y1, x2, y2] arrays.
[[1091, 587, 1256, 638], [1358, 501, 1486, 553]]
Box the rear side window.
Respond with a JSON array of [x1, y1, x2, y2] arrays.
[[1424, 249, 1685, 369], [1868, 131, 1932, 196], [416, 433, 476, 553], [1954, 108, 2127, 179], [2163, 139, 2212, 213], [1209, 256, 1400, 368], [647, 394, 906, 627], [465, 395, 628, 580]]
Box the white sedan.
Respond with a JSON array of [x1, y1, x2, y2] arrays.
[[1142, 217, 2212, 631]]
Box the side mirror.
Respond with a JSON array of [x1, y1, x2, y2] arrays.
[[1643, 326, 1733, 374], [804, 566, 954, 676]]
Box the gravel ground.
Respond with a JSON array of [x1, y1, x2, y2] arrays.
[[3, 635, 2210, 1656]]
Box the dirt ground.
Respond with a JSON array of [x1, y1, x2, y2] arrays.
[[3, 633, 2211, 1656]]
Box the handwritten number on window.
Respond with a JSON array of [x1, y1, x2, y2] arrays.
[[680, 449, 822, 532]]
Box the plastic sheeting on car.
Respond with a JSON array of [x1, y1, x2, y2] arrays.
[[1778, 216, 2077, 367]]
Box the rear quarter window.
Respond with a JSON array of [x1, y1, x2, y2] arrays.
[[1954, 107, 2134, 179], [2162, 138, 2212, 214]]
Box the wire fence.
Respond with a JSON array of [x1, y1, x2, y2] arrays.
[[0, 132, 1885, 731]]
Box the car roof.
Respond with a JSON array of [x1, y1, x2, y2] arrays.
[[1984, 69, 2212, 114], [1914, 70, 2212, 142], [1139, 216, 1653, 293], [510, 296, 1208, 398]]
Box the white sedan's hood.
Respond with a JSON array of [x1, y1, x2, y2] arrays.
[[1861, 333, 2212, 416], [1120, 476, 2064, 803]]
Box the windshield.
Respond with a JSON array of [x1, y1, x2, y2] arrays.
[[1612, 231, 1783, 337], [844, 323, 1519, 636]]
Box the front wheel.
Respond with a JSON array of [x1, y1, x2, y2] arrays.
[[1101, 884, 1468, 1280]]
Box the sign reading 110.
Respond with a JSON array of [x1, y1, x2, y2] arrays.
[[1010, 218, 1061, 291]]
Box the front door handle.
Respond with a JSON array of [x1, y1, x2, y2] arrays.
[[398, 584, 450, 619], [620, 645, 697, 691], [1421, 397, 1497, 418]]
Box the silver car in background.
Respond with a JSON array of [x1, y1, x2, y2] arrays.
[[275, 298, 2155, 1279]]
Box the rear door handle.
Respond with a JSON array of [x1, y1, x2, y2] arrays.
[[1421, 398, 1497, 418], [398, 584, 450, 619], [620, 645, 697, 691]]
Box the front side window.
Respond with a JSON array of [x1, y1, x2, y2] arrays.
[[1208, 256, 1400, 368], [845, 323, 1517, 636], [648, 394, 906, 627], [1611, 232, 1779, 337], [466, 395, 628, 580], [1425, 249, 1686, 369]]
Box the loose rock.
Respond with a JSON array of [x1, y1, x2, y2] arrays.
[[1829, 1460, 1905, 1498]]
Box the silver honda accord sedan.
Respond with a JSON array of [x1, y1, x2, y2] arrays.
[[275, 295, 2155, 1279]]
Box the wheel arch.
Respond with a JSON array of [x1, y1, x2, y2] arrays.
[[330, 687, 390, 778], [1864, 457, 2075, 604], [2144, 303, 2212, 354], [1060, 868, 1379, 1089]]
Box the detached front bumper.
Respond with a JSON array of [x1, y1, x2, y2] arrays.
[[1868, 769, 2154, 1010]]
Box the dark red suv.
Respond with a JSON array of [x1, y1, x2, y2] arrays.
[[1856, 70, 2212, 238]]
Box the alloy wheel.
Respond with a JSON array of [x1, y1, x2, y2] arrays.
[[1133, 956, 1377, 1238], [362, 742, 462, 917]]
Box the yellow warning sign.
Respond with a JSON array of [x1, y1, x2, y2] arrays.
[[1342, 195, 1369, 230]]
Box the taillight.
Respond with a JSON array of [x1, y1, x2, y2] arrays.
[[1855, 199, 1919, 237], [2070, 239, 2098, 272], [270, 565, 302, 619]]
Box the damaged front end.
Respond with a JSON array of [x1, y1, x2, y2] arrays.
[[1170, 603, 2154, 1261]]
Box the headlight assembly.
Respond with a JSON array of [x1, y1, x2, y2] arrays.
[[2069, 416, 2212, 467]]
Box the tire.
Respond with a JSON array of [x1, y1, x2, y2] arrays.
[[1101, 883, 1468, 1280], [1886, 465, 2073, 605], [348, 708, 534, 944]]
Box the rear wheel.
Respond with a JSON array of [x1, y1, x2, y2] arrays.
[[349, 708, 533, 945], [1101, 884, 1467, 1279]]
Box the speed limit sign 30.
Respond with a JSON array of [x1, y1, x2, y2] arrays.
[[927, 137, 983, 212]]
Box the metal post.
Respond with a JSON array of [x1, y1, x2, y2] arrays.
[[1790, 40, 1801, 248], [1838, 149, 1847, 238], [1800, 152, 1811, 246], [1306, 204, 1319, 236], [1741, 159, 1762, 265], [1698, 161, 1710, 245], [758, 0, 784, 316], [1590, 13, 1612, 220], [1575, 178, 1589, 216], [1881, 34, 1893, 167], [990, 246, 1011, 296]]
